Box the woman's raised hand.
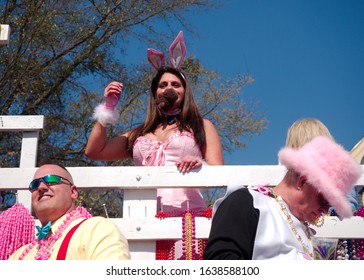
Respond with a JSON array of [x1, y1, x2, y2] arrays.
[[104, 81, 123, 110]]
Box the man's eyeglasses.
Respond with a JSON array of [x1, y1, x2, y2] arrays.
[[29, 174, 73, 192]]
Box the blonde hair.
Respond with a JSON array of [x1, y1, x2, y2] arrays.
[[285, 118, 334, 149]]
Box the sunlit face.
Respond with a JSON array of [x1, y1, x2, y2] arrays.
[[293, 180, 330, 222], [31, 164, 78, 226], [156, 72, 185, 112]]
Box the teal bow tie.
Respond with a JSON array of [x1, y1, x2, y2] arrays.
[[36, 221, 52, 240]]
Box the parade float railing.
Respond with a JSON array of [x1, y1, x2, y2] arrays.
[[1, 115, 363, 260]]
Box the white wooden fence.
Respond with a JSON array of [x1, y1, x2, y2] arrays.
[[1, 115, 363, 260]]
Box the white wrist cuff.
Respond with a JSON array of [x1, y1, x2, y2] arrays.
[[92, 103, 118, 127]]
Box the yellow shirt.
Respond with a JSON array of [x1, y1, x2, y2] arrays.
[[9, 216, 130, 260]]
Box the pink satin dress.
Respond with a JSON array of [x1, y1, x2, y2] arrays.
[[133, 130, 207, 216]]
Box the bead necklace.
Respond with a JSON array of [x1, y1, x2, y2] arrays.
[[180, 210, 198, 260], [155, 211, 175, 260], [336, 240, 349, 260], [155, 208, 211, 260], [336, 239, 364, 260], [336, 206, 364, 260], [0, 204, 35, 260], [155, 239, 175, 260], [269, 188, 313, 258], [197, 208, 212, 260], [18, 206, 92, 260]]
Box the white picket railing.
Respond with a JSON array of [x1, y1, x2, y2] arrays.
[[1, 115, 363, 260]]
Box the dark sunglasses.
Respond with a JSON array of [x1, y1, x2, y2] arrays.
[[318, 193, 330, 208], [29, 174, 73, 192]]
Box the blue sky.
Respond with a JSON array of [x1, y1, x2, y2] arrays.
[[183, 0, 364, 165]]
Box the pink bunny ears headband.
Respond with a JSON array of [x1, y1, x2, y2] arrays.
[[147, 31, 186, 71]]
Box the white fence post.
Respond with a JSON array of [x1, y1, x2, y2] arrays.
[[0, 24, 10, 45], [0, 116, 44, 210]]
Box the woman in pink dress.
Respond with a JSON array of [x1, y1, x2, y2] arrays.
[[85, 32, 224, 259]]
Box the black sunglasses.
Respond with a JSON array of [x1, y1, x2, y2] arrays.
[[29, 174, 73, 192], [318, 193, 330, 208]]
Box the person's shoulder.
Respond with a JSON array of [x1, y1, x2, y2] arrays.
[[85, 216, 111, 222], [213, 187, 254, 217], [202, 118, 213, 125], [221, 187, 251, 206], [81, 216, 116, 228], [202, 118, 218, 131], [76, 216, 122, 237], [229, 187, 250, 198]]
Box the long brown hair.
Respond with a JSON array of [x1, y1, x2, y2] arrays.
[[128, 67, 205, 152]]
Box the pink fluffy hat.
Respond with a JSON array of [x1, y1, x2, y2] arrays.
[[278, 136, 362, 218]]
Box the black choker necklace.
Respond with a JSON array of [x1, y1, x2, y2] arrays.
[[166, 115, 179, 125]]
